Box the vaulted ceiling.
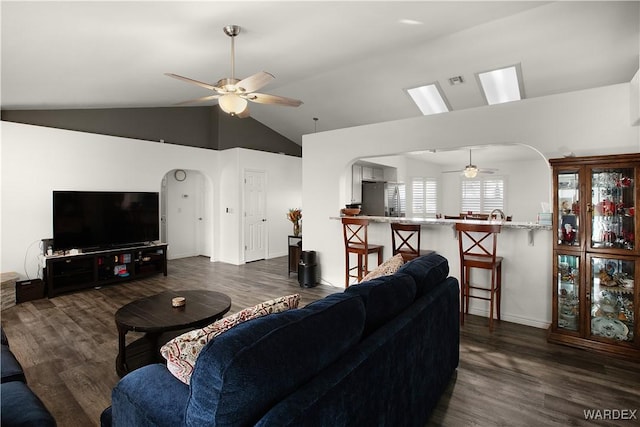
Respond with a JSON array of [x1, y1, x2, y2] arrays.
[[2, 1, 638, 166]]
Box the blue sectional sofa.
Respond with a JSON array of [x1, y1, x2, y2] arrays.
[[1, 327, 57, 426], [101, 253, 459, 426]]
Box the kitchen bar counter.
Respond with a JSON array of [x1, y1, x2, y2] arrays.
[[332, 214, 554, 328], [331, 215, 551, 230], [331, 215, 552, 244]]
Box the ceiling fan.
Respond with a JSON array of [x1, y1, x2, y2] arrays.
[[165, 25, 303, 118], [443, 150, 497, 178]]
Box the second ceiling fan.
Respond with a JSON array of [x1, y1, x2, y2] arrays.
[[166, 25, 303, 118], [443, 149, 497, 178]]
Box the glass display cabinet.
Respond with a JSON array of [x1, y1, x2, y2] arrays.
[[549, 153, 639, 360]]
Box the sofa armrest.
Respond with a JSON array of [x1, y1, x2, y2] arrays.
[[1, 381, 56, 426], [111, 364, 189, 427]]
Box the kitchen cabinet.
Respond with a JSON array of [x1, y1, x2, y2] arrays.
[[362, 166, 384, 181], [352, 164, 362, 203], [548, 153, 639, 360]]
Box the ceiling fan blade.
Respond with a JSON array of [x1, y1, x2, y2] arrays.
[[165, 73, 217, 91], [247, 92, 303, 107], [442, 168, 496, 174], [237, 71, 274, 93], [174, 94, 220, 106]]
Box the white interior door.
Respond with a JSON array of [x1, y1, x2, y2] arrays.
[[244, 170, 267, 262]]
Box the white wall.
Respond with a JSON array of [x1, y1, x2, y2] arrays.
[[302, 83, 639, 328], [0, 122, 303, 276], [237, 148, 303, 260], [165, 169, 208, 260], [214, 147, 302, 264]]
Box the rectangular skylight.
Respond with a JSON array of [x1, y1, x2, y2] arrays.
[[477, 64, 523, 105], [406, 83, 450, 115]]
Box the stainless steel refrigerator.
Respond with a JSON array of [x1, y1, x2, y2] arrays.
[[361, 182, 405, 217]]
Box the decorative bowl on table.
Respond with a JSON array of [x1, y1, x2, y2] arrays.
[[341, 208, 361, 216]]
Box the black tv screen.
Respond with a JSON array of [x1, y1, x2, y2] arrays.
[[53, 191, 160, 251]]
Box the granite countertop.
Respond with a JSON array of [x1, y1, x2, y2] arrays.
[[331, 215, 553, 231]]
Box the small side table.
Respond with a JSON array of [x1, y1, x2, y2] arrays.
[[288, 235, 302, 276]]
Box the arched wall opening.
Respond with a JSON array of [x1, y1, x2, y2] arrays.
[[339, 142, 551, 223], [161, 169, 214, 260]]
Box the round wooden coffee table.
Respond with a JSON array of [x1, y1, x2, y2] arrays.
[[115, 290, 231, 377]]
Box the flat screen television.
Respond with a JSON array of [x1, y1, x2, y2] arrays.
[[53, 191, 160, 251]]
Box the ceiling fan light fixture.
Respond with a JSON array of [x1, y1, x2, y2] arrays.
[[166, 24, 302, 114], [463, 149, 478, 178], [464, 165, 478, 178], [219, 93, 248, 115]]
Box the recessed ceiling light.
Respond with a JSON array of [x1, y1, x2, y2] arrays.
[[476, 64, 524, 105], [405, 83, 450, 115]]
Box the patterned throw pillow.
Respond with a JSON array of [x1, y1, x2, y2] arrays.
[[160, 293, 300, 384], [359, 253, 405, 283]]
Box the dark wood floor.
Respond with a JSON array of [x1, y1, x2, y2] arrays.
[[2, 256, 639, 427]]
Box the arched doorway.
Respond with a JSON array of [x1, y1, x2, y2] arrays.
[[161, 169, 209, 260]]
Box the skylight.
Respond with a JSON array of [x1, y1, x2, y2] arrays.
[[476, 64, 523, 105], [406, 83, 450, 115]]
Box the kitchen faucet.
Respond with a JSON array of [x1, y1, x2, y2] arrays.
[[490, 209, 506, 221]]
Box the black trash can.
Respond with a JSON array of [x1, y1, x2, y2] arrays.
[[298, 251, 318, 288]]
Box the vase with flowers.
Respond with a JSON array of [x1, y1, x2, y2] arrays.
[[287, 208, 302, 237]]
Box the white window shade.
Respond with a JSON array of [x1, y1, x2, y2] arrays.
[[461, 180, 481, 213], [412, 178, 425, 214], [412, 177, 438, 217], [461, 177, 504, 213], [482, 179, 504, 211]]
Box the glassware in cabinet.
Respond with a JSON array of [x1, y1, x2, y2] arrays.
[[589, 256, 635, 343], [556, 254, 580, 332], [589, 167, 635, 251], [557, 171, 580, 247]]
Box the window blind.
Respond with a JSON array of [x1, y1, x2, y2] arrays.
[[412, 177, 437, 217], [461, 177, 504, 213]]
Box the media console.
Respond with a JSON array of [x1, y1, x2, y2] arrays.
[[45, 243, 168, 297]]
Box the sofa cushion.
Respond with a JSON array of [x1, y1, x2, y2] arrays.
[[160, 293, 300, 384], [1, 345, 26, 384], [346, 273, 417, 336], [185, 292, 366, 427], [111, 363, 189, 427], [359, 253, 405, 282], [1, 381, 56, 426], [396, 253, 449, 297]]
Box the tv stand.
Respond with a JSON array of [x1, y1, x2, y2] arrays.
[[45, 243, 168, 297]]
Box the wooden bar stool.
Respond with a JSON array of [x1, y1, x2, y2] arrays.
[[390, 223, 434, 262], [455, 222, 503, 331], [342, 217, 383, 287]]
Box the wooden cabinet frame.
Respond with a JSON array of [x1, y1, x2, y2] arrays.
[[548, 154, 639, 360]]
